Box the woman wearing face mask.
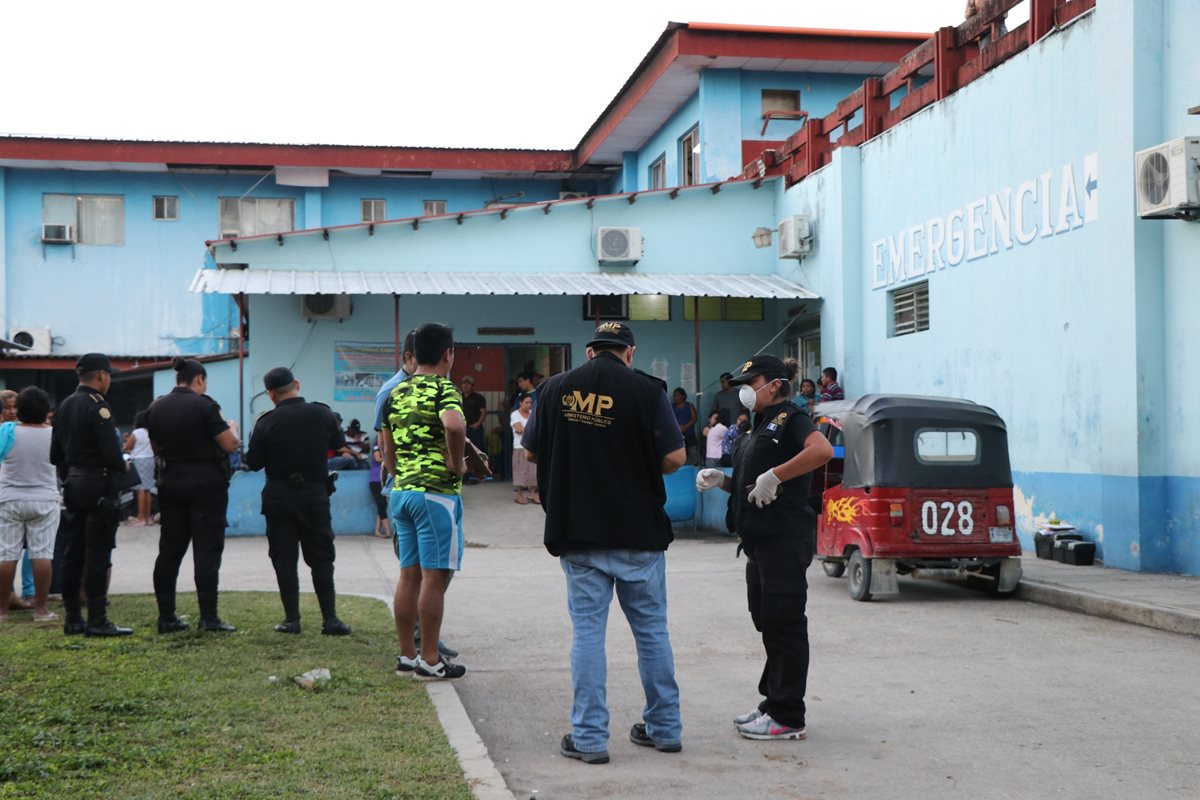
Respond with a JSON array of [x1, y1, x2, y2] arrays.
[[695, 354, 832, 742]]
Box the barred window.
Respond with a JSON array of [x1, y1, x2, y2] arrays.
[[890, 281, 930, 337]]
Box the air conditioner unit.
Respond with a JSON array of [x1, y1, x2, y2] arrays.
[[300, 294, 352, 321], [1135, 137, 1200, 219], [777, 215, 814, 258], [559, 191, 588, 200], [596, 227, 642, 266], [9, 327, 52, 355], [41, 223, 75, 244]]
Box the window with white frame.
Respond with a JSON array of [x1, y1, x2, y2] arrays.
[[889, 281, 930, 337], [153, 196, 178, 221], [218, 197, 295, 238], [648, 156, 666, 190], [361, 198, 386, 223], [43, 194, 125, 245], [680, 126, 700, 186], [423, 199, 447, 216]]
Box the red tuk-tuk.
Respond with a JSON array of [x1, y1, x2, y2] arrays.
[[812, 395, 1022, 601]]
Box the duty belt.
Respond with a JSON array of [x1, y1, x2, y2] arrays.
[[67, 466, 118, 479]]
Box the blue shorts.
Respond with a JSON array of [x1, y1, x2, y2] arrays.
[[389, 490, 464, 570]]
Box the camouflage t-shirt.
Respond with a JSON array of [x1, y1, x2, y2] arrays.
[[384, 373, 464, 495]]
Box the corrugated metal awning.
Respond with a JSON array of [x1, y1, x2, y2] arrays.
[[189, 269, 819, 299]]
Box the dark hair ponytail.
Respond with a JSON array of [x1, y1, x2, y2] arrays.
[[173, 356, 207, 386], [776, 357, 799, 398]]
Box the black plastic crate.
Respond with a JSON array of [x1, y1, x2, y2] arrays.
[[1036, 530, 1083, 559], [1063, 540, 1096, 566]]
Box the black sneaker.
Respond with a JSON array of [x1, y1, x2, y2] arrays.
[[629, 723, 682, 753], [198, 617, 236, 633], [63, 619, 87, 636], [157, 617, 190, 634], [395, 655, 418, 677], [559, 734, 609, 764], [85, 621, 133, 637], [321, 618, 352, 636], [274, 618, 301, 634], [414, 655, 466, 680]]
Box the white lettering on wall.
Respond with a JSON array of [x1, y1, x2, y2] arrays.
[[870, 153, 1098, 290]]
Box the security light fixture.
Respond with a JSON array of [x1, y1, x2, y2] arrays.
[[751, 227, 775, 248]]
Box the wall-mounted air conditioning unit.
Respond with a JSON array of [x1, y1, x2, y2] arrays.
[[777, 215, 814, 258], [1135, 137, 1200, 219], [301, 295, 352, 321], [41, 223, 75, 244], [597, 227, 642, 266], [9, 327, 52, 355], [559, 191, 588, 200]]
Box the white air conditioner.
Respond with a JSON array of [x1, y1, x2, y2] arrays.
[[9, 327, 52, 355], [559, 191, 588, 200], [41, 223, 75, 244], [301, 294, 352, 321], [596, 227, 642, 266], [777, 215, 814, 257], [1135, 137, 1200, 219]]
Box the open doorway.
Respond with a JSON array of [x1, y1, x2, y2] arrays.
[[451, 343, 570, 479]]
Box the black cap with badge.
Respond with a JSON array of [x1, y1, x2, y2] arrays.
[[263, 366, 296, 391], [727, 354, 788, 385], [76, 353, 119, 373], [586, 321, 636, 349]]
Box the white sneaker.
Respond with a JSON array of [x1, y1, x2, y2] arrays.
[[733, 707, 764, 727]]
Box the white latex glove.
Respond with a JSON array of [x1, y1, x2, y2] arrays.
[[747, 469, 782, 508], [696, 468, 725, 492]]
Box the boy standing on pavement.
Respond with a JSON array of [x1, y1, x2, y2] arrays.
[[523, 322, 687, 764], [381, 323, 468, 680]]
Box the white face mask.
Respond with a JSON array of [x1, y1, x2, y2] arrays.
[[738, 380, 778, 411]]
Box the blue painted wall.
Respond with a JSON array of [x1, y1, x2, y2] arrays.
[[771, 2, 1200, 574], [1, 169, 592, 357]]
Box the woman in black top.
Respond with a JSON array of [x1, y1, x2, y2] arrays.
[[145, 357, 240, 633], [696, 354, 832, 741]]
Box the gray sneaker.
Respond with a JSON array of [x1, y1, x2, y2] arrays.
[[736, 712, 806, 741], [733, 707, 765, 727]]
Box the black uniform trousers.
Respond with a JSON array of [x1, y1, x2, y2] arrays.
[[742, 532, 814, 730], [153, 464, 229, 619], [263, 480, 337, 620], [60, 472, 120, 623]]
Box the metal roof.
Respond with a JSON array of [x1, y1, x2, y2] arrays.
[[189, 269, 819, 300]]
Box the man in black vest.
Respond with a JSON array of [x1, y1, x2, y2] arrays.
[[523, 322, 687, 765]]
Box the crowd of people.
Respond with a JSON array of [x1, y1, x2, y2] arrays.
[[1, 326, 846, 762]]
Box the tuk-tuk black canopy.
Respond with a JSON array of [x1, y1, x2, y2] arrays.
[[814, 394, 1013, 489]]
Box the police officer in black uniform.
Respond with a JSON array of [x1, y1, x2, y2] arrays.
[[696, 354, 833, 741], [145, 357, 240, 633], [50, 353, 133, 636], [244, 367, 351, 636]]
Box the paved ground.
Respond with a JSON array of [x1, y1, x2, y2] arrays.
[[100, 481, 1200, 800]]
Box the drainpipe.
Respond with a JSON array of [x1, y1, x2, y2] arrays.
[[237, 292, 245, 455], [393, 295, 400, 371]]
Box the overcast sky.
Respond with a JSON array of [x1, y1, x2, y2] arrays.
[[1, 0, 1016, 150]]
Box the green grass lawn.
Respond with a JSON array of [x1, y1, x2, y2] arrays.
[[0, 593, 472, 800]]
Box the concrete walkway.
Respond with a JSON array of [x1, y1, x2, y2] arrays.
[[101, 481, 1199, 799]]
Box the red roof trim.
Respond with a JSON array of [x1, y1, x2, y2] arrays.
[[0, 138, 573, 173]]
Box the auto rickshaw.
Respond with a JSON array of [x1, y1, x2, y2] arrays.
[[812, 394, 1022, 601]]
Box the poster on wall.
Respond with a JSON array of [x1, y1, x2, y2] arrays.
[[333, 341, 396, 402]]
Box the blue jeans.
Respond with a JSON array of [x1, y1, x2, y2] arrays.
[[560, 549, 681, 752]]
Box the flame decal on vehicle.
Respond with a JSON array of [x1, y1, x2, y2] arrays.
[[826, 496, 863, 524]]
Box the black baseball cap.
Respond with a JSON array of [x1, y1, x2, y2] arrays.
[[586, 321, 636, 349], [728, 354, 788, 385], [263, 366, 296, 391], [76, 353, 119, 373]]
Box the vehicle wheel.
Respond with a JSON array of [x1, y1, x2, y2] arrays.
[[822, 559, 846, 578], [846, 550, 873, 601]]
